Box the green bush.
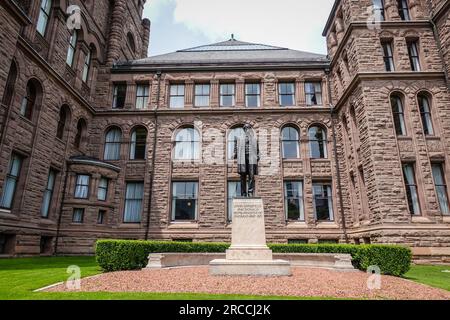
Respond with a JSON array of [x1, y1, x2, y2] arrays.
[[95, 240, 411, 276]]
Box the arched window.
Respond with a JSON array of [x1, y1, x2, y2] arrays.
[[74, 118, 87, 149], [309, 125, 328, 159], [66, 30, 78, 67], [281, 126, 299, 159], [2, 61, 17, 107], [227, 126, 245, 160], [130, 127, 147, 160], [391, 94, 407, 136], [20, 79, 41, 120], [104, 127, 122, 160], [418, 93, 434, 136], [174, 127, 200, 161], [56, 105, 70, 140], [127, 32, 136, 53], [37, 0, 52, 36]]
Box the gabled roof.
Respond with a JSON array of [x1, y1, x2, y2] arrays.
[[114, 38, 329, 71]]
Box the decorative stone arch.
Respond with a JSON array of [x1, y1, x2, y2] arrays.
[[56, 104, 72, 140]]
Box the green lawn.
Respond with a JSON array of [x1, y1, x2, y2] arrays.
[[0, 256, 326, 300], [405, 264, 450, 292], [1, 257, 448, 300]]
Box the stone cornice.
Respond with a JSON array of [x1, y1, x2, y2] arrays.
[[431, 0, 450, 23], [333, 71, 446, 111], [18, 36, 96, 115], [329, 20, 432, 68], [1, 0, 32, 25]]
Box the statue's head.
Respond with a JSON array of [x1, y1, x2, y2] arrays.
[[243, 124, 252, 132]]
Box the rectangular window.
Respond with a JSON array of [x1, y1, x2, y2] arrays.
[[36, 0, 52, 36], [398, 0, 410, 21], [407, 41, 421, 71], [382, 41, 395, 72], [124, 182, 144, 223], [74, 174, 90, 199], [136, 84, 150, 109], [402, 164, 421, 215], [432, 164, 450, 215], [112, 84, 127, 109], [66, 31, 77, 67], [227, 181, 242, 221], [41, 169, 57, 218], [72, 208, 84, 223], [169, 84, 185, 108], [284, 181, 304, 221], [171, 182, 198, 221], [373, 0, 385, 21], [82, 50, 91, 83], [0, 153, 23, 210], [220, 84, 235, 107], [97, 210, 106, 224], [194, 84, 210, 107], [245, 83, 261, 108], [305, 82, 323, 106], [279, 82, 295, 106], [313, 183, 334, 221], [97, 177, 108, 201]]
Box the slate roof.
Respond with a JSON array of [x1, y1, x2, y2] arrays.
[[114, 38, 329, 70]]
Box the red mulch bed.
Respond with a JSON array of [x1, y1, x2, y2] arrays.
[[46, 267, 450, 300]]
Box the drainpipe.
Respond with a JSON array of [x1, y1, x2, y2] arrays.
[[326, 70, 349, 243], [54, 161, 70, 255], [145, 70, 162, 240], [428, 11, 450, 90]]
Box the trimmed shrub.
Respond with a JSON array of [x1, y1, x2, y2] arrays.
[[95, 240, 411, 276]]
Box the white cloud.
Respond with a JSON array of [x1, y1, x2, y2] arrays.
[[170, 0, 334, 53]]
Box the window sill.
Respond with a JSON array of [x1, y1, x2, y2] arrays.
[[0, 209, 18, 220], [39, 218, 56, 225], [411, 216, 433, 223], [442, 216, 450, 223], [286, 221, 308, 228], [397, 136, 412, 140], [283, 159, 302, 163], [425, 136, 441, 141], [168, 222, 199, 229], [118, 223, 142, 228], [315, 221, 338, 228]]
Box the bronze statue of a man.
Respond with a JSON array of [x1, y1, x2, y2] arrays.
[[233, 124, 260, 197]]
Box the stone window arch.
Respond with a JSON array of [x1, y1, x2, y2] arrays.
[[2, 60, 18, 107], [308, 125, 328, 159], [56, 105, 71, 140], [390, 92, 407, 136], [173, 126, 200, 161], [74, 118, 87, 150], [20, 78, 43, 121], [281, 125, 300, 159]]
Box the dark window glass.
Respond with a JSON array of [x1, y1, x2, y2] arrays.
[[418, 94, 434, 135], [41, 169, 56, 218], [97, 210, 106, 224], [309, 126, 327, 159], [432, 163, 450, 215], [97, 177, 108, 201], [407, 41, 421, 71], [305, 82, 322, 106], [112, 84, 127, 109], [130, 127, 147, 160], [391, 95, 407, 136], [382, 42, 395, 71], [172, 182, 198, 221], [284, 181, 304, 221], [0, 153, 23, 209], [56, 107, 68, 139], [313, 183, 334, 221], [397, 0, 410, 20], [402, 164, 420, 215]]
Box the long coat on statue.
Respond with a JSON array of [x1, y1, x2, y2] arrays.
[[234, 132, 259, 176]]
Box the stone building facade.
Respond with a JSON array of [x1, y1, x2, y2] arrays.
[[1, 0, 450, 260]]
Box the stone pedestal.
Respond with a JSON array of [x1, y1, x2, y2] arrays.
[[209, 198, 292, 276]]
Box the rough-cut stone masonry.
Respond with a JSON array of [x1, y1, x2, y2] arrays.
[[0, 0, 449, 261]]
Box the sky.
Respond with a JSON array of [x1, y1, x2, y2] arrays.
[[143, 0, 336, 57]]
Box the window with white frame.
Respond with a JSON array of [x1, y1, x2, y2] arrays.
[[169, 84, 185, 108], [402, 163, 421, 215], [407, 40, 421, 71], [97, 177, 108, 201], [0, 153, 23, 209], [220, 84, 235, 107], [173, 127, 200, 161], [136, 84, 149, 109], [37, 0, 52, 36], [382, 41, 395, 72], [194, 84, 210, 107], [245, 83, 261, 107], [123, 182, 144, 223], [284, 181, 304, 221], [66, 30, 77, 67], [171, 181, 198, 221], [281, 126, 299, 159], [305, 82, 322, 106], [41, 169, 57, 218], [313, 183, 334, 221], [279, 82, 295, 106], [74, 175, 90, 199], [432, 163, 450, 215]]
